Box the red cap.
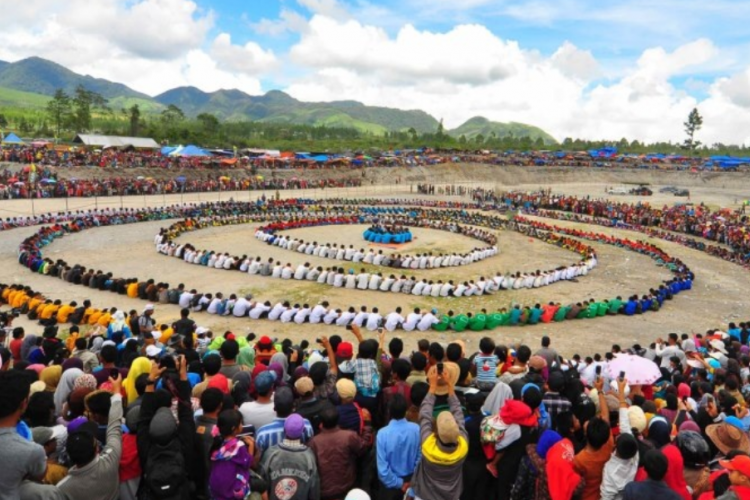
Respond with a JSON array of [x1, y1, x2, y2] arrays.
[[226, 333, 236, 341], [720, 456, 750, 478], [259, 336, 273, 345], [336, 341, 354, 358]]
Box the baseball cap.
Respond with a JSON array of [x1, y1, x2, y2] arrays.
[[284, 414, 305, 440], [436, 411, 460, 444], [145, 345, 162, 358], [336, 342, 353, 358], [254, 371, 275, 394], [196, 327, 209, 336], [720, 455, 750, 478], [143, 304, 154, 312], [258, 336, 273, 346], [294, 376, 314, 396], [31, 427, 54, 446]]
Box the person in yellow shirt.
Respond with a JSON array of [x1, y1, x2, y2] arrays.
[[56, 301, 77, 324], [1, 285, 14, 302], [11, 290, 29, 309], [82, 300, 95, 325], [40, 300, 62, 321], [27, 294, 45, 314], [158, 324, 174, 345], [88, 309, 104, 325], [127, 281, 139, 298], [97, 307, 115, 328]]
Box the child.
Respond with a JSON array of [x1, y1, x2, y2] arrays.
[[209, 409, 258, 500], [31, 427, 68, 485], [473, 337, 499, 391]]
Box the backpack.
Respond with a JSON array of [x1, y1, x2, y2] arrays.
[[144, 440, 187, 499], [480, 414, 507, 444]]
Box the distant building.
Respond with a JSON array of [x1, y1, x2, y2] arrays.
[[73, 134, 159, 149]]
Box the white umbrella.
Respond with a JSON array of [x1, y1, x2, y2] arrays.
[[606, 354, 662, 385]]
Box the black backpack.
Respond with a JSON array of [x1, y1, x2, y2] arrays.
[[144, 440, 187, 499]]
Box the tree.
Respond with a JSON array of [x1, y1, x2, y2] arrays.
[[683, 107, 703, 151], [196, 112, 219, 133], [71, 85, 108, 132], [436, 118, 445, 141], [129, 104, 141, 136], [0, 114, 7, 128], [475, 133, 485, 145], [46, 89, 71, 137]]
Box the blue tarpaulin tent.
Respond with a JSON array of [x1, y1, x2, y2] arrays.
[[588, 147, 618, 158], [171, 145, 212, 157], [2, 133, 24, 144]]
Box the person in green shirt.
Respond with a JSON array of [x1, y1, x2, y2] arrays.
[[509, 306, 522, 325], [452, 312, 469, 332], [433, 313, 452, 332], [553, 305, 569, 322], [469, 311, 487, 331], [608, 296, 623, 315], [596, 301, 609, 316]]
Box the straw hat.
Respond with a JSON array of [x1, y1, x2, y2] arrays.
[[706, 422, 750, 455]]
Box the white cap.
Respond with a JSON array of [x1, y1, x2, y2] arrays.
[[145, 345, 162, 358], [151, 330, 162, 341], [196, 326, 209, 335], [102, 340, 116, 347], [143, 304, 155, 312]]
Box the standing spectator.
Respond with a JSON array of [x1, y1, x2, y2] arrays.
[[573, 379, 613, 500], [295, 376, 334, 434], [535, 336, 560, 367], [255, 386, 314, 456], [261, 414, 320, 500], [622, 449, 684, 500], [240, 371, 277, 430], [376, 394, 421, 500], [57, 373, 123, 500], [309, 406, 367, 500], [138, 304, 156, 335], [0, 371, 47, 500], [411, 366, 468, 500]]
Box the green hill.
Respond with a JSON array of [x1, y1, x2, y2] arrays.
[[0, 57, 149, 99], [0, 86, 51, 108], [449, 116, 558, 145]]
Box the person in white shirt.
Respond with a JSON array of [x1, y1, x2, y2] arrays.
[[223, 256, 235, 270], [368, 273, 382, 290], [178, 290, 195, 309], [356, 271, 370, 290], [196, 294, 211, 312], [268, 301, 288, 321], [317, 269, 329, 284], [391, 278, 404, 293], [306, 267, 321, 281], [384, 308, 405, 331], [454, 282, 467, 297], [280, 304, 300, 323], [421, 282, 433, 296], [323, 309, 340, 325], [309, 302, 328, 324], [327, 269, 337, 286], [430, 281, 442, 298], [344, 246, 356, 260], [353, 307, 369, 327], [215, 254, 227, 269], [417, 310, 440, 331], [336, 247, 345, 260], [363, 250, 375, 264], [345, 271, 357, 289], [281, 264, 294, 280], [373, 252, 385, 266], [333, 270, 345, 287], [239, 258, 251, 272], [232, 295, 252, 317], [336, 307, 356, 326], [271, 263, 283, 278], [402, 308, 422, 331], [207, 293, 224, 314], [352, 250, 364, 263], [248, 258, 261, 274], [412, 280, 426, 295], [249, 301, 271, 319], [294, 263, 309, 280], [440, 281, 454, 297], [380, 275, 395, 292], [365, 307, 382, 330]]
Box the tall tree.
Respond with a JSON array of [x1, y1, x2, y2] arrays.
[[196, 112, 219, 134], [129, 104, 141, 136], [46, 88, 71, 137], [71, 85, 108, 132], [683, 107, 703, 151]]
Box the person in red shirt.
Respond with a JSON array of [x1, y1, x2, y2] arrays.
[[9, 327, 25, 364]]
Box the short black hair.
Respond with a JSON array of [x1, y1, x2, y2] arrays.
[[135, 373, 150, 396], [410, 382, 429, 408], [100, 345, 117, 364], [446, 343, 462, 362], [643, 449, 669, 480], [392, 359, 411, 381], [586, 417, 611, 450], [0, 371, 31, 419], [220, 340, 240, 361], [516, 345, 532, 364], [389, 393, 408, 420], [411, 352, 427, 371], [388, 338, 404, 358], [429, 342, 444, 362], [200, 388, 224, 414], [24, 391, 55, 427], [320, 406, 340, 429], [479, 337, 495, 354], [541, 336, 551, 347], [86, 392, 112, 418], [417, 339, 429, 352], [203, 354, 222, 376], [75, 338, 87, 351]]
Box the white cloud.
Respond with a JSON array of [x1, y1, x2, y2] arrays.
[[211, 33, 278, 75], [252, 8, 309, 36], [551, 42, 600, 81], [715, 70, 750, 108]]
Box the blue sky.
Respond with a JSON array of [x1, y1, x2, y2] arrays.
[[2, 0, 750, 143]]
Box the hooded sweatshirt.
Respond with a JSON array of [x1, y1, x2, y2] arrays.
[[209, 438, 252, 500], [412, 393, 469, 500]]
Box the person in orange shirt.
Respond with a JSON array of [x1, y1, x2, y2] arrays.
[[97, 307, 115, 328], [40, 300, 62, 321], [126, 281, 139, 298], [11, 290, 29, 309], [88, 309, 104, 325], [27, 294, 44, 314], [56, 301, 77, 324]]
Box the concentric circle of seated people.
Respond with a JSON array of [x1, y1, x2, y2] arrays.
[[363, 224, 412, 244]]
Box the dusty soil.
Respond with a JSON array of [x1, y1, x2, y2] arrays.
[[2, 170, 750, 357]]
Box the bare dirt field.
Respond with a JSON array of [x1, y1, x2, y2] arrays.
[[2, 165, 750, 357]]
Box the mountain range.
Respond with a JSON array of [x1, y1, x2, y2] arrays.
[[0, 56, 556, 143]]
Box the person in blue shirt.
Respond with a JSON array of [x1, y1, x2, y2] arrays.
[[623, 296, 638, 316], [377, 394, 421, 500]]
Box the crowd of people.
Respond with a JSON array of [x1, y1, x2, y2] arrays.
[[3, 276, 750, 500], [493, 191, 750, 268], [14, 198, 692, 334]]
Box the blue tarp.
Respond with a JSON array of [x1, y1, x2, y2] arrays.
[[2, 133, 24, 144], [161, 146, 177, 155], [177, 145, 212, 157], [588, 147, 618, 158]]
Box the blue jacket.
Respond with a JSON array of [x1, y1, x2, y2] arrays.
[[623, 479, 684, 500]]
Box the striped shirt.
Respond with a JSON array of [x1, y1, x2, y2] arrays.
[[256, 417, 314, 456]]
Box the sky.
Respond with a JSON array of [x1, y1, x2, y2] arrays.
[[1, 0, 750, 145]]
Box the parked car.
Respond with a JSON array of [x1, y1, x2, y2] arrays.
[[674, 189, 690, 197], [660, 186, 678, 193], [630, 186, 653, 196]]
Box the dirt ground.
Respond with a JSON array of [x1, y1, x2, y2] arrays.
[[2, 169, 750, 357]]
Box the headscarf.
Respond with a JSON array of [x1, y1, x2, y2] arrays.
[[62, 358, 84, 373], [237, 346, 256, 370], [90, 336, 104, 355], [28, 349, 47, 365], [270, 352, 290, 382], [522, 382, 550, 429], [40, 365, 63, 391], [21, 334, 38, 362], [109, 310, 128, 333], [26, 364, 45, 376], [124, 357, 151, 404], [536, 429, 563, 459], [73, 374, 97, 392], [482, 381, 513, 415], [54, 368, 83, 415], [648, 415, 672, 448]]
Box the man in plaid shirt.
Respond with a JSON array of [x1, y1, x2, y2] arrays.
[[542, 371, 572, 428], [339, 324, 383, 398]]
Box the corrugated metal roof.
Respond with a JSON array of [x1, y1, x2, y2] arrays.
[[73, 134, 159, 149]]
